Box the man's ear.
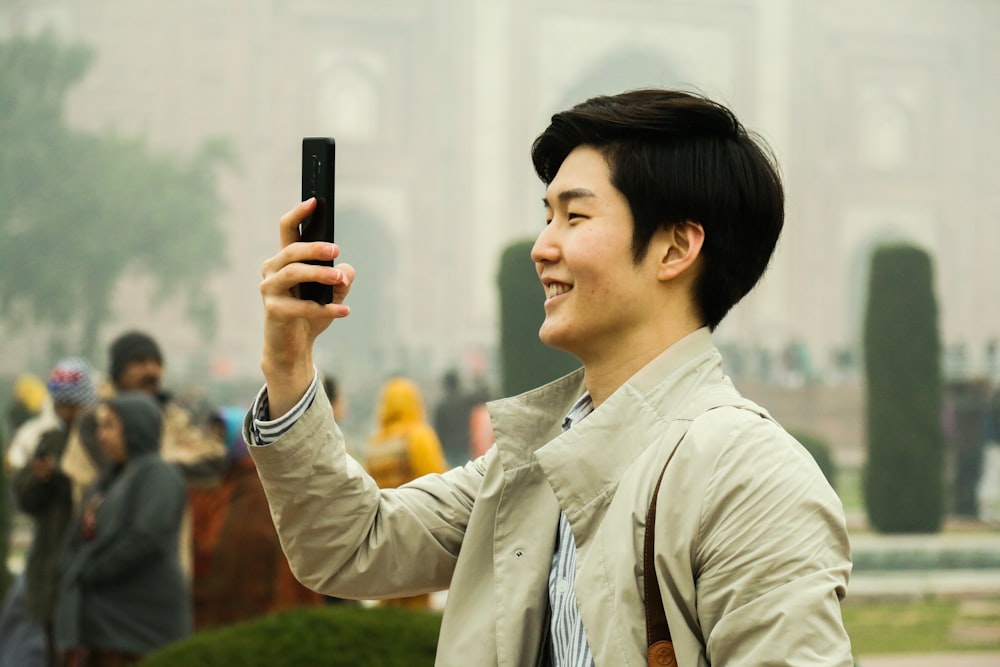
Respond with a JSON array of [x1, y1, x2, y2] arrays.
[[655, 221, 704, 281]]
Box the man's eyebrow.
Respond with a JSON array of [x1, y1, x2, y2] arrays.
[[542, 188, 597, 208]]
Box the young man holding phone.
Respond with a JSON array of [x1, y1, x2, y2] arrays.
[[246, 89, 853, 665]]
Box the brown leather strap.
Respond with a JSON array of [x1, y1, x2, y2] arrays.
[[645, 446, 680, 667]]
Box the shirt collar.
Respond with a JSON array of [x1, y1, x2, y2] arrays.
[[561, 393, 594, 432]]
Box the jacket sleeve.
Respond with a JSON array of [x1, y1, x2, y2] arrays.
[[78, 461, 187, 587], [676, 410, 854, 666], [12, 429, 71, 516], [248, 390, 484, 600], [13, 461, 70, 516]]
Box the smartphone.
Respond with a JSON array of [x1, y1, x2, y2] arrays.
[[299, 137, 336, 304]]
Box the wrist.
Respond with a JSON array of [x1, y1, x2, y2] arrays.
[[260, 358, 315, 419]]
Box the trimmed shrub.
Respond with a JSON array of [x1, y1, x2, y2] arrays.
[[862, 243, 945, 533], [142, 605, 442, 667], [790, 430, 837, 490], [497, 239, 580, 396]]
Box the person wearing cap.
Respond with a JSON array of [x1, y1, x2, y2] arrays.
[[106, 331, 226, 478], [2, 359, 101, 667], [104, 331, 227, 580]]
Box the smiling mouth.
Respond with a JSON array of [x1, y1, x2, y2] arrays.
[[545, 283, 572, 299]]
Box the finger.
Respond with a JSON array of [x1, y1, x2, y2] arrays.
[[261, 241, 339, 281], [330, 263, 356, 305], [261, 261, 339, 299], [262, 278, 350, 322], [279, 199, 317, 249]]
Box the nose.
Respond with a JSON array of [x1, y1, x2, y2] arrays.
[[530, 224, 559, 265]]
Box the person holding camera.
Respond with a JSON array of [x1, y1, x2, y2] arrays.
[[244, 89, 853, 665]]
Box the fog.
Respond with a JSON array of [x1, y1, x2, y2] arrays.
[[1, 0, 998, 405]]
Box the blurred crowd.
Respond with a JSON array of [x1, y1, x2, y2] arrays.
[[0, 331, 494, 667], [943, 377, 1000, 523]]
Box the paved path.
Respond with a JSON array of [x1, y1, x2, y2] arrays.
[[849, 569, 1000, 599], [858, 652, 1000, 666]]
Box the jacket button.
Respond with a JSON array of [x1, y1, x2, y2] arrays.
[[514, 549, 524, 558]]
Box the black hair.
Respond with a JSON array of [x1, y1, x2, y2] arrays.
[[531, 89, 784, 330]]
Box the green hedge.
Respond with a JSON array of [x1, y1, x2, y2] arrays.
[[790, 430, 837, 490], [497, 239, 580, 396], [862, 243, 944, 533], [143, 605, 442, 667]]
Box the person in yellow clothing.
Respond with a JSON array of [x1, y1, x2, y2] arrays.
[[364, 377, 448, 609]]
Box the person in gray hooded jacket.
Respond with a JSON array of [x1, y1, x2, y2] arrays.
[[55, 392, 191, 667]]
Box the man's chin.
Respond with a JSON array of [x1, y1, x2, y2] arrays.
[[537, 327, 573, 354]]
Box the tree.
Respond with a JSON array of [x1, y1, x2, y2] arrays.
[[0, 32, 231, 359], [497, 239, 579, 396], [862, 243, 945, 533]]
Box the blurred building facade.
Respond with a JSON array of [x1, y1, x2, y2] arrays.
[[0, 0, 997, 390]]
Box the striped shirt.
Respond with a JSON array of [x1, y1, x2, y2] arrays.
[[246, 369, 319, 445], [549, 393, 596, 667], [248, 378, 597, 665]]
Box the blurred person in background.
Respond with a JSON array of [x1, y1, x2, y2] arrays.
[[0, 360, 101, 667], [322, 373, 347, 425], [55, 392, 190, 667], [4, 374, 49, 447], [467, 402, 494, 461], [432, 370, 475, 468], [6, 374, 59, 473], [103, 331, 227, 579], [978, 382, 1000, 523], [363, 377, 448, 610], [943, 378, 991, 518], [2, 374, 51, 606], [105, 331, 227, 483], [2, 373, 52, 666], [192, 406, 321, 629]]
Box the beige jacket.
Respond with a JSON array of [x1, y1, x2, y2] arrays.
[[248, 329, 853, 666]]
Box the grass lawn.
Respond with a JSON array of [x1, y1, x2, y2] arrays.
[[844, 597, 1000, 655], [836, 464, 1000, 655]]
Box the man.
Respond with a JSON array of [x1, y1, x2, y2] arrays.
[[433, 370, 474, 467], [104, 331, 226, 478], [3, 358, 100, 667], [103, 331, 227, 578], [246, 90, 853, 665]]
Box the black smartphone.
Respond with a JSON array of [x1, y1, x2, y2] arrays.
[[299, 137, 336, 304]]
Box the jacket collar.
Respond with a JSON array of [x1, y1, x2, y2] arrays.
[[489, 328, 722, 522], [486, 367, 586, 473]]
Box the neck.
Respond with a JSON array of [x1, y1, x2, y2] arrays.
[[581, 320, 701, 407]]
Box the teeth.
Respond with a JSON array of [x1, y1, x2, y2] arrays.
[[546, 283, 571, 298]]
